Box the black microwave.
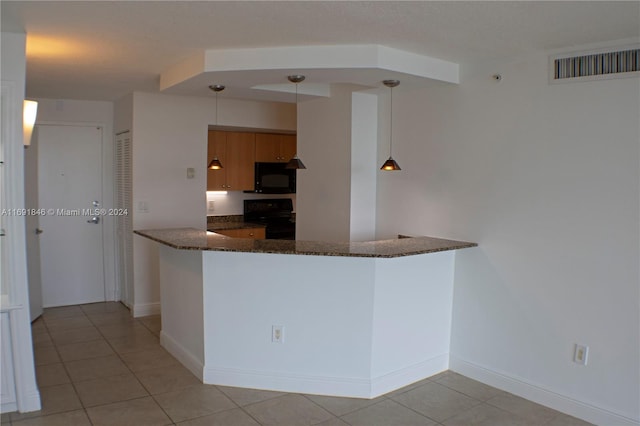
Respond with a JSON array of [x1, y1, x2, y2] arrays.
[[253, 162, 296, 193]]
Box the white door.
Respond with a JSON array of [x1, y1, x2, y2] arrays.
[[38, 125, 105, 307]]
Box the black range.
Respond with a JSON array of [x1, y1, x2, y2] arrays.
[[243, 199, 295, 240]]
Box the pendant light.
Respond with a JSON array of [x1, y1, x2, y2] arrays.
[[285, 75, 307, 170], [380, 79, 401, 171], [207, 84, 225, 170]]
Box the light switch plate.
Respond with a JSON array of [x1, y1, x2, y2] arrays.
[[187, 167, 195, 179]]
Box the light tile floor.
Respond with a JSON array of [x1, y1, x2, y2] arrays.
[[3, 302, 594, 426]]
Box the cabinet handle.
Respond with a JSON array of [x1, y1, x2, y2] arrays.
[[249, 232, 254, 236]]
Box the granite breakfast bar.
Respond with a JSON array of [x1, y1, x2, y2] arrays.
[[134, 228, 477, 398]]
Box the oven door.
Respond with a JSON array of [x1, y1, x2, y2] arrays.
[[266, 221, 296, 240]]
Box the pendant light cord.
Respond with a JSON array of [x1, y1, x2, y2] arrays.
[[389, 86, 393, 157], [215, 92, 218, 125]]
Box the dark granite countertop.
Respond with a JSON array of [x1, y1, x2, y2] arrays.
[[134, 228, 477, 258]]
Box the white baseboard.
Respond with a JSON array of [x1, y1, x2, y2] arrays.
[[16, 389, 41, 413], [160, 331, 204, 381], [202, 355, 448, 399], [450, 356, 639, 426], [2, 389, 42, 414], [1, 401, 16, 414], [371, 354, 449, 397], [132, 302, 160, 318], [203, 365, 372, 398]]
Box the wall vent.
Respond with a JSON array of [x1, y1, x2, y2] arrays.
[[550, 46, 640, 83]]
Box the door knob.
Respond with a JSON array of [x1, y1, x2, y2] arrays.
[[87, 217, 100, 224], [35, 228, 44, 235]]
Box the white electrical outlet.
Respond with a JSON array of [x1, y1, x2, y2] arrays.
[[207, 201, 215, 211], [272, 325, 284, 343], [573, 344, 589, 365], [138, 200, 149, 213]]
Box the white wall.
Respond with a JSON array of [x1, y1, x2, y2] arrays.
[[296, 85, 357, 242], [1, 32, 28, 304], [376, 50, 640, 424], [32, 98, 117, 301], [1, 31, 41, 413], [370, 251, 454, 395], [126, 92, 294, 315], [202, 251, 375, 393], [193, 249, 456, 397], [114, 93, 133, 133], [158, 245, 204, 378], [350, 92, 378, 241]]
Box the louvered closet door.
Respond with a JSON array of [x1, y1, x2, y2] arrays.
[[115, 132, 133, 307]]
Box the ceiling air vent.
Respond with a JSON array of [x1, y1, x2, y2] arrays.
[[550, 46, 640, 83]]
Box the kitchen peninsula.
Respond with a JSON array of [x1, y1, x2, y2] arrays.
[[134, 228, 477, 398]]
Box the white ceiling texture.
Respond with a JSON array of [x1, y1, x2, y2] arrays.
[[2, 1, 639, 102]]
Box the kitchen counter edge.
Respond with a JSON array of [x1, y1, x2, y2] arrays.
[[134, 228, 477, 258]]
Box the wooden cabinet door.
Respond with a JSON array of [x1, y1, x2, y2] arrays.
[[237, 228, 265, 239], [216, 227, 265, 239], [215, 229, 239, 237], [255, 133, 281, 162], [207, 131, 227, 190], [225, 132, 255, 191], [280, 134, 297, 163], [255, 133, 297, 163]]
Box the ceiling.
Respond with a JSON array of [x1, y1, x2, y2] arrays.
[[2, 1, 639, 102]]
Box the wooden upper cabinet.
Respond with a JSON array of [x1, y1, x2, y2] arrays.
[[255, 133, 297, 163], [207, 131, 255, 191], [255, 133, 280, 162], [225, 132, 255, 191], [280, 134, 297, 163]]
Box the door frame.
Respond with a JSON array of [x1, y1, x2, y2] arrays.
[[30, 121, 116, 303]]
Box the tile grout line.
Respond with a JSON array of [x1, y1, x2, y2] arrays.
[[28, 309, 96, 426], [29, 306, 587, 426], [293, 393, 343, 424], [388, 381, 478, 426], [341, 395, 434, 425], [214, 386, 271, 426], [90, 305, 242, 425], [84, 303, 179, 425], [35, 303, 158, 424], [299, 392, 371, 424], [122, 318, 202, 426], [58, 304, 137, 426]]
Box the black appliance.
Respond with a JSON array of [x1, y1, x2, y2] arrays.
[[244, 199, 295, 240], [251, 162, 296, 194]]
